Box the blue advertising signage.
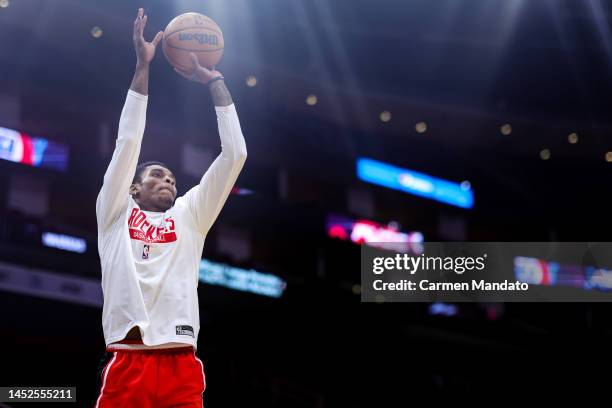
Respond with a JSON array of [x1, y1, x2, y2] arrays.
[[199, 259, 286, 298], [356, 158, 474, 209]]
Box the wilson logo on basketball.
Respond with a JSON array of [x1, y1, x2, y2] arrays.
[[162, 12, 224, 70], [127, 208, 177, 244], [178, 32, 219, 46]]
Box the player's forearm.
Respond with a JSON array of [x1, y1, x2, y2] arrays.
[[190, 105, 246, 233], [98, 90, 147, 231], [130, 63, 150, 96], [215, 104, 247, 162], [208, 79, 233, 107]]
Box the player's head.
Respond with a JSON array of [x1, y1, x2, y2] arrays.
[[130, 161, 177, 212]]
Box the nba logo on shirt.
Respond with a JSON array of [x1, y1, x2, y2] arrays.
[[142, 244, 150, 259]]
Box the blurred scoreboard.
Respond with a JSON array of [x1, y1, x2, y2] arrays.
[[0, 125, 68, 171]]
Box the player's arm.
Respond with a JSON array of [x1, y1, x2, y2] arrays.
[[96, 8, 163, 231], [175, 54, 248, 234]]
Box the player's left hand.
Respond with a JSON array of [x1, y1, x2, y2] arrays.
[[174, 53, 223, 85]]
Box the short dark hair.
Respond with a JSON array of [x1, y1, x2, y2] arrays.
[[132, 161, 171, 184]]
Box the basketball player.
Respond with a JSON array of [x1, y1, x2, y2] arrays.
[[95, 8, 246, 407]]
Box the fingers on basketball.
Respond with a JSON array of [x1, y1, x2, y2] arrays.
[[152, 31, 164, 46], [189, 53, 203, 69]]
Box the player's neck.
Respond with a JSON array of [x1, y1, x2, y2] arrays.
[[134, 198, 167, 213]]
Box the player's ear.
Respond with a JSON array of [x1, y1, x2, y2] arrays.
[[129, 183, 141, 197]]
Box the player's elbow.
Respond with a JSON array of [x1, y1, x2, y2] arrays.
[[236, 145, 247, 162], [222, 137, 247, 164], [231, 142, 247, 164]]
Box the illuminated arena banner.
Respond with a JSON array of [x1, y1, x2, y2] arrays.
[[0, 126, 69, 171], [356, 158, 474, 209], [327, 214, 424, 254], [199, 259, 286, 298], [42, 232, 87, 254]]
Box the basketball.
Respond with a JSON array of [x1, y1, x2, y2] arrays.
[[162, 12, 224, 71]]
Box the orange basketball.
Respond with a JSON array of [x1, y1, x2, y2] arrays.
[[162, 12, 224, 71]]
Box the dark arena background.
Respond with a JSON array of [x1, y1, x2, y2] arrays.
[[2, 0, 612, 406]]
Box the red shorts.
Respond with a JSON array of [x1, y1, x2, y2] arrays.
[[95, 343, 205, 408]]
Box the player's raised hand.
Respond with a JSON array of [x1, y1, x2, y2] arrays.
[[174, 53, 223, 85], [133, 8, 163, 66]]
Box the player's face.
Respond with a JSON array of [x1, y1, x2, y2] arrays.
[[135, 165, 177, 212]]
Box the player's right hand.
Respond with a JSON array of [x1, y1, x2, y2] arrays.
[[133, 8, 163, 66], [173, 53, 223, 85]]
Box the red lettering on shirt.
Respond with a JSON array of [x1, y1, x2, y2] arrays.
[[145, 224, 156, 240], [165, 218, 175, 230], [127, 209, 177, 243], [128, 208, 139, 226], [132, 212, 146, 228]]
